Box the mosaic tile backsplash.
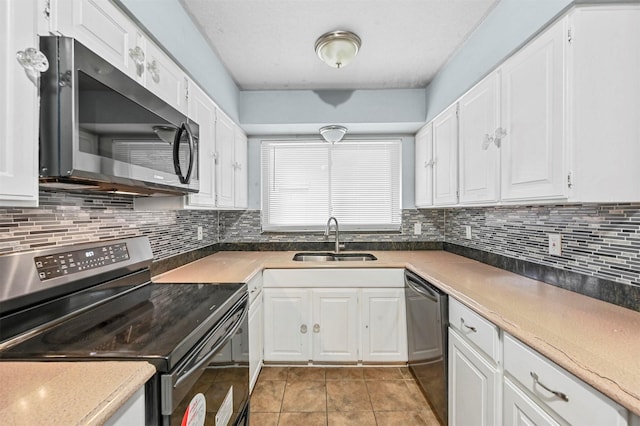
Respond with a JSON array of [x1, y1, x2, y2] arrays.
[[444, 204, 640, 286], [0, 191, 218, 261], [1, 191, 638, 302], [218, 209, 444, 243]]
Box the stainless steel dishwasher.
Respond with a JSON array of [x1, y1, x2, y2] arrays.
[[405, 270, 448, 425]]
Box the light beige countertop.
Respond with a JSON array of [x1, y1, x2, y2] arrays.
[[155, 250, 640, 415], [0, 361, 155, 426]]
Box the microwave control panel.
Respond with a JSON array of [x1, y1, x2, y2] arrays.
[[34, 243, 130, 280]]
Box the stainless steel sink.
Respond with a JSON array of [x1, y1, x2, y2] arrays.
[[292, 252, 377, 262]]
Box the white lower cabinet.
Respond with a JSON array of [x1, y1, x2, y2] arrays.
[[262, 288, 358, 363], [504, 377, 561, 426], [360, 288, 407, 362], [248, 288, 263, 393], [261, 269, 406, 364], [504, 333, 629, 426], [448, 328, 500, 426], [104, 386, 145, 426], [447, 296, 631, 426], [263, 288, 310, 362]]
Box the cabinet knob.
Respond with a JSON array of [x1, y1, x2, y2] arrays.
[[16, 47, 49, 73], [313, 324, 320, 333], [128, 46, 145, 77], [147, 60, 160, 83], [300, 324, 307, 334]]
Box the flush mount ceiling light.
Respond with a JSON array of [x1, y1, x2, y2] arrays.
[[315, 30, 361, 69], [320, 125, 347, 143]]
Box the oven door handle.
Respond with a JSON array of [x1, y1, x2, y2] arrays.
[[173, 301, 248, 389]]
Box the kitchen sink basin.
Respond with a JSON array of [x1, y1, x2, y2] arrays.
[[292, 252, 377, 262]]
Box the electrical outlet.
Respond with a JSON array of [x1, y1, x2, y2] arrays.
[[414, 223, 422, 235], [464, 225, 472, 239], [548, 233, 561, 255], [197, 226, 203, 241]]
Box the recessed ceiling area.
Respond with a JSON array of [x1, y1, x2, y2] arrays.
[[181, 0, 499, 91]]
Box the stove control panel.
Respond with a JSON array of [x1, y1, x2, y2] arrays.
[[34, 243, 130, 280]]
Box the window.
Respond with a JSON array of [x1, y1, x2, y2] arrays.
[[261, 140, 402, 232]]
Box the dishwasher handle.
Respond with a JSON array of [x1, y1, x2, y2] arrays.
[[405, 272, 441, 302]]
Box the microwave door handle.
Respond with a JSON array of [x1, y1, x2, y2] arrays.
[[183, 122, 195, 184], [172, 123, 186, 182], [172, 122, 194, 184]]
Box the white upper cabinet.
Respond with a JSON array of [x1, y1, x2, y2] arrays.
[[566, 4, 640, 202], [414, 123, 434, 208], [186, 82, 216, 207], [216, 111, 247, 209], [144, 41, 188, 115], [0, 0, 40, 207], [500, 16, 566, 202], [52, 0, 145, 83], [51, 0, 188, 114], [458, 71, 501, 204], [432, 103, 459, 206]]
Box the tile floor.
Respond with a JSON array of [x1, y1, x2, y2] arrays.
[[250, 366, 441, 426]]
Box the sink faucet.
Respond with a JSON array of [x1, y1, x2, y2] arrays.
[[324, 216, 343, 253]]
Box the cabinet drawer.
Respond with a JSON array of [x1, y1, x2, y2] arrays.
[[263, 269, 404, 288], [448, 298, 500, 363], [504, 333, 628, 426]]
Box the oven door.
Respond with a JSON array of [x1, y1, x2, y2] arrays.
[[161, 294, 249, 426]]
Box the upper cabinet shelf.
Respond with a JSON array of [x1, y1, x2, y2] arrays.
[[416, 4, 640, 207]]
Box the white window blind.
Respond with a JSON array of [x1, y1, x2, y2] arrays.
[[261, 140, 402, 232]]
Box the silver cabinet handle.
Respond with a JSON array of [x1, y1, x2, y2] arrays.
[[313, 324, 320, 333], [147, 59, 160, 83], [461, 317, 476, 332], [128, 46, 145, 77], [300, 324, 307, 334], [530, 372, 569, 402], [424, 160, 435, 168]]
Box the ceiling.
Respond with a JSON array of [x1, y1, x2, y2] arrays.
[[181, 0, 499, 91]]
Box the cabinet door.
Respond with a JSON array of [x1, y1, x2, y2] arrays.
[[145, 40, 187, 115], [361, 288, 407, 362], [504, 378, 561, 426], [458, 72, 501, 204], [215, 111, 236, 208], [0, 0, 39, 207], [567, 5, 640, 202], [186, 82, 216, 207], [448, 329, 499, 426], [432, 104, 459, 206], [414, 123, 434, 208], [263, 288, 310, 362], [233, 129, 248, 209], [311, 289, 358, 362], [54, 0, 144, 83], [500, 18, 566, 201], [249, 294, 263, 393]]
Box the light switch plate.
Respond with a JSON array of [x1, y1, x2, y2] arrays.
[[548, 234, 562, 256], [414, 223, 422, 235], [197, 226, 203, 240], [464, 225, 472, 239]]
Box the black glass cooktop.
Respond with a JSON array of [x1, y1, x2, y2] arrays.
[[0, 282, 246, 371]]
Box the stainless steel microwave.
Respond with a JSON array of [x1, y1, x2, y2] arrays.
[[39, 36, 199, 195]]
